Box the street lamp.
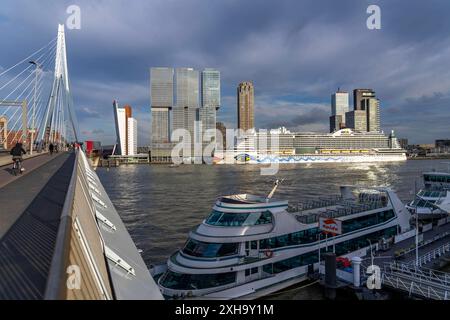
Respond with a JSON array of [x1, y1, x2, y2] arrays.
[[29, 60, 41, 155]]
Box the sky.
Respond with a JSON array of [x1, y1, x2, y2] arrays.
[[1, 0, 450, 145]]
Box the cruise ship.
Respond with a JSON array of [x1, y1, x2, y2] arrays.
[[406, 171, 450, 218], [156, 183, 412, 299], [218, 128, 406, 164]]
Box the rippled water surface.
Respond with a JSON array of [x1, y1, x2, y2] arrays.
[[96, 159, 445, 299]]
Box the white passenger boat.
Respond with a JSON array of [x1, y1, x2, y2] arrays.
[[406, 171, 450, 218], [157, 183, 412, 299]]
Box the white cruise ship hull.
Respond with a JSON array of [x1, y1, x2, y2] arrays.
[[253, 153, 407, 164]]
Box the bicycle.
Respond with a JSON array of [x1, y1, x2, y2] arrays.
[[12, 157, 23, 176]]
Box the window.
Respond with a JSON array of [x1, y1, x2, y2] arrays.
[[205, 210, 273, 227], [160, 271, 236, 290], [182, 238, 238, 258], [259, 227, 320, 249]]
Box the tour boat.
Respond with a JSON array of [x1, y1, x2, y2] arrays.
[[406, 171, 450, 218], [156, 182, 412, 299]]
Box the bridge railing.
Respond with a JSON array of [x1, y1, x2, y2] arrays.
[[45, 149, 114, 299], [45, 149, 163, 300]]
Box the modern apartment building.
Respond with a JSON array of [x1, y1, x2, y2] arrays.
[[113, 101, 137, 155]]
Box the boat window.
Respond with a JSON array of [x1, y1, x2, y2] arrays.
[[342, 209, 395, 233], [205, 210, 273, 227], [262, 226, 398, 275], [160, 271, 236, 290], [260, 210, 395, 250], [182, 238, 238, 258]]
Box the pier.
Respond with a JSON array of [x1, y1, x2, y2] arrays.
[[317, 217, 450, 300]]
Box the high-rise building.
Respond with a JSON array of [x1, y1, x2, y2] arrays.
[[201, 69, 220, 109], [329, 115, 344, 133], [113, 101, 138, 155], [353, 89, 376, 110], [201, 69, 220, 156], [330, 90, 349, 132], [345, 110, 367, 132], [151, 67, 173, 146], [237, 82, 254, 131], [366, 98, 380, 132], [176, 68, 199, 108], [127, 117, 137, 155]]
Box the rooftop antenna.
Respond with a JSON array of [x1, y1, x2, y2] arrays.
[[267, 179, 284, 201]]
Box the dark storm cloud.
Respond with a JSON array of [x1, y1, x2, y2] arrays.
[[1, 0, 450, 144]]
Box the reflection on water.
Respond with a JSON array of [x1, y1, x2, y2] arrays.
[[96, 159, 443, 298]]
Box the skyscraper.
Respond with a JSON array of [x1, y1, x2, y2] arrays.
[[366, 98, 380, 132], [353, 89, 375, 110], [237, 82, 254, 131], [330, 90, 349, 132], [175, 68, 199, 108], [151, 67, 173, 145], [113, 101, 138, 155], [345, 110, 367, 132], [200, 69, 220, 157], [201, 69, 220, 109]]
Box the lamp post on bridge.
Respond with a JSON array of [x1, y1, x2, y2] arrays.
[[29, 60, 41, 155]]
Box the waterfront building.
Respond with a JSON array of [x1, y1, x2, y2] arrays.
[[366, 98, 380, 132], [113, 101, 138, 156], [398, 138, 409, 150], [175, 68, 199, 108], [353, 88, 376, 111], [237, 82, 255, 131], [216, 121, 226, 150], [201, 69, 220, 109], [329, 114, 344, 133], [201, 69, 220, 157], [330, 90, 349, 132], [127, 117, 137, 155], [345, 110, 367, 132], [151, 67, 173, 146]]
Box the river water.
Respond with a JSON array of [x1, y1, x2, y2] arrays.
[[96, 159, 446, 299]]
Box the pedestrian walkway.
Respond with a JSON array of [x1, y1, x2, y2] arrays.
[[0, 152, 60, 189]]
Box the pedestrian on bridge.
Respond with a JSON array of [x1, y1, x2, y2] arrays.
[[49, 143, 54, 155]]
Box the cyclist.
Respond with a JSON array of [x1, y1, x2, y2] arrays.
[[10, 142, 27, 173]]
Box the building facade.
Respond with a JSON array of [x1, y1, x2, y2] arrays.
[[345, 110, 367, 132], [353, 89, 376, 110], [237, 82, 255, 132], [366, 98, 380, 132], [151, 67, 174, 146], [330, 90, 349, 132], [200, 69, 220, 156], [113, 101, 137, 156]]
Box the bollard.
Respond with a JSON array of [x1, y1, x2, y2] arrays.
[[324, 252, 337, 300], [352, 256, 362, 287]]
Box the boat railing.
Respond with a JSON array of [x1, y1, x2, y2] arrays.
[[294, 200, 387, 224], [287, 195, 343, 212]]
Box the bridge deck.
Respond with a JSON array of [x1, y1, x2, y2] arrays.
[[0, 152, 75, 299], [0, 153, 59, 189]]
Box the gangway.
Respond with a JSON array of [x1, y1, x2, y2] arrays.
[[381, 262, 450, 300]]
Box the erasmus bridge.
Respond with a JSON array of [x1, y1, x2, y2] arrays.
[[0, 25, 163, 300]]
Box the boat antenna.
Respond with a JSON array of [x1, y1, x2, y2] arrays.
[[267, 179, 284, 201]]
